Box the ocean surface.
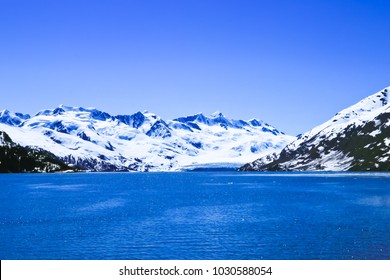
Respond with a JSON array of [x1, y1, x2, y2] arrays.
[[0, 172, 389, 260]]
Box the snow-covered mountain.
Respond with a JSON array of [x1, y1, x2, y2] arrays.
[[0, 106, 295, 171], [0, 131, 74, 173], [240, 86, 390, 171]]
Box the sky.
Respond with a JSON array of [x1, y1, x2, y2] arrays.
[[1, 0, 390, 135]]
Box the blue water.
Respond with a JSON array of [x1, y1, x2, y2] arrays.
[[0, 172, 389, 260]]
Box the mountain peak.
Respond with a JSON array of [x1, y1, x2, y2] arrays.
[[0, 109, 10, 117], [0, 109, 30, 126], [335, 87, 389, 119], [116, 111, 146, 128], [56, 104, 80, 112], [248, 118, 263, 127], [140, 110, 159, 117], [210, 111, 224, 118]]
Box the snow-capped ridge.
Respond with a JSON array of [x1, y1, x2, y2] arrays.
[[0, 109, 10, 116], [241, 86, 390, 172], [210, 111, 224, 118], [333, 87, 388, 121], [0, 109, 31, 126], [116, 111, 146, 128], [174, 113, 207, 124], [287, 86, 390, 151], [173, 112, 283, 135], [248, 119, 264, 127]]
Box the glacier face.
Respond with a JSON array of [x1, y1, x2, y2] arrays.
[[0, 106, 295, 171], [240, 87, 390, 171]]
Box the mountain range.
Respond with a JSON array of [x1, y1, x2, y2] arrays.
[[240, 86, 390, 171], [0, 107, 294, 172], [2, 86, 389, 173]]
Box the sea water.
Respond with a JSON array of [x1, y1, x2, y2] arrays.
[[0, 172, 389, 260]]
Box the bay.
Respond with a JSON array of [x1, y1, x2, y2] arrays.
[[0, 172, 389, 260]]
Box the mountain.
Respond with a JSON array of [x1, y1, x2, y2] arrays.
[[0, 131, 75, 173], [240, 86, 390, 171], [0, 105, 295, 172], [0, 110, 30, 126]]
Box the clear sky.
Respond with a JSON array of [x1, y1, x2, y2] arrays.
[[1, 0, 389, 135]]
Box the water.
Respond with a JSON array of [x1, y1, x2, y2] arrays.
[[0, 172, 389, 260]]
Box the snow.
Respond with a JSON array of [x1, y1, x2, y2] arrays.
[[286, 87, 390, 151], [378, 156, 389, 162], [303, 150, 353, 171], [246, 86, 390, 171], [0, 107, 295, 171], [369, 129, 381, 137]]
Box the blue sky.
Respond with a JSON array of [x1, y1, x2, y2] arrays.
[[1, 0, 389, 135]]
